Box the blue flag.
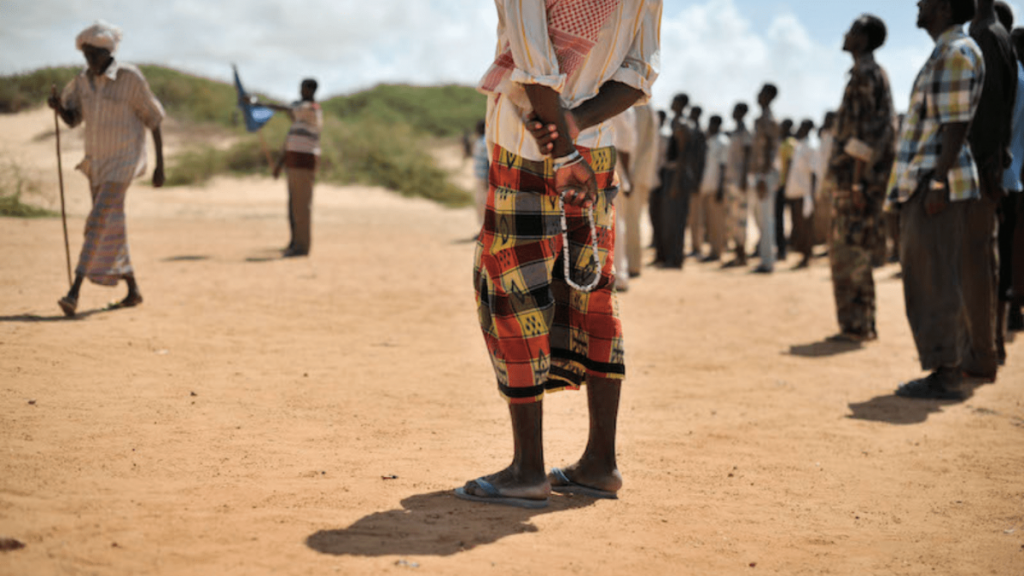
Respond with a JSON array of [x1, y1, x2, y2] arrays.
[[233, 65, 275, 133]]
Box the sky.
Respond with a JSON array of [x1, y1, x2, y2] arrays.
[[2, 0, 1021, 123]]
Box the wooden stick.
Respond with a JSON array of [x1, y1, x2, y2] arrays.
[[52, 85, 72, 288]]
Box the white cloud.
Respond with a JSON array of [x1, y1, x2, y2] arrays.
[[0, 0, 1018, 124]]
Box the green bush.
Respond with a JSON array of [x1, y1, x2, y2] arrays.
[[0, 160, 55, 218], [5, 65, 480, 206]]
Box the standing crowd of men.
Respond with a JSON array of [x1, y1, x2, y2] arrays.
[[609, 0, 1024, 399]]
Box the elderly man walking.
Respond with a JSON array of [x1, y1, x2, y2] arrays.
[[459, 0, 660, 508], [49, 21, 165, 317]]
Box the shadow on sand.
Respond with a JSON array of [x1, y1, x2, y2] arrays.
[[162, 255, 211, 263], [847, 382, 985, 425], [306, 490, 596, 558], [787, 339, 864, 358], [0, 307, 116, 323]]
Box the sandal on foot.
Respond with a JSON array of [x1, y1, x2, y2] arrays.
[[108, 294, 143, 310], [58, 296, 77, 318], [453, 478, 549, 509], [549, 467, 618, 500]]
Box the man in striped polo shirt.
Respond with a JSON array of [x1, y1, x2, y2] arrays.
[[255, 79, 323, 257], [49, 21, 165, 317]]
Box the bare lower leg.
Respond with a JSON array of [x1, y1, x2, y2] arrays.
[[462, 401, 550, 500], [553, 377, 624, 493], [121, 274, 143, 306], [66, 274, 84, 301]]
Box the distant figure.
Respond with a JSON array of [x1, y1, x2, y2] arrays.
[[252, 79, 323, 257], [1005, 27, 1024, 336], [698, 115, 730, 261], [812, 111, 838, 248], [461, 0, 661, 508], [785, 119, 818, 269], [50, 21, 165, 317], [828, 14, 895, 342], [751, 83, 781, 274], [610, 106, 638, 291], [963, 0, 1016, 380], [773, 118, 795, 262], [685, 106, 708, 260], [649, 109, 670, 258], [722, 102, 753, 268], [471, 120, 489, 230], [658, 93, 692, 268], [627, 104, 661, 278], [887, 0, 983, 399]]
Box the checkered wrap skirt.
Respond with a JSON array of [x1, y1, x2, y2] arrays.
[[474, 145, 625, 405], [77, 180, 133, 287]]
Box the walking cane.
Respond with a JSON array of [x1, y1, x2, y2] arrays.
[[52, 85, 73, 288]]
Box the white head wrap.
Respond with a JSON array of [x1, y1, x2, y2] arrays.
[[75, 20, 123, 53]]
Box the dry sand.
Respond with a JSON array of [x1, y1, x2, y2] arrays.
[[1, 108, 1023, 575]]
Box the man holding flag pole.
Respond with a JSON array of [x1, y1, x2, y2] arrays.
[[239, 72, 323, 258], [49, 21, 165, 317]]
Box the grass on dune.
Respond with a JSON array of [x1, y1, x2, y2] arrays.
[[2, 66, 485, 206]]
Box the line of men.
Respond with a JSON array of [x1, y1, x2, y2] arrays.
[[613, 0, 1024, 398]]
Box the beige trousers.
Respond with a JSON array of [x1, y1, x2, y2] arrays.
[[288, 167, 315, 254]]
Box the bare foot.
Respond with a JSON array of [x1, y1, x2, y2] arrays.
[[460, 466, 551, 501], [548, 460, 622, 494], [58, 296, 77, 318]]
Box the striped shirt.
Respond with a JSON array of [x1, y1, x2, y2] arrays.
[[284, 101, 323, 156], [60, 61, 165, 184], [480, 0, 662, 162], [886, 26, 985, 204]]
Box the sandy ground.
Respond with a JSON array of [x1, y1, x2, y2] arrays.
[[2, 108, 1023, 576]]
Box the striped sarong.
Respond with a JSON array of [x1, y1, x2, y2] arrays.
[[77, 181, 133, 286], [474, 145, 625, 405]]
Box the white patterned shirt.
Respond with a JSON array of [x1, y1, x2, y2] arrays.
[[60, 61, 164, 184], [480, 0, 662, 161]]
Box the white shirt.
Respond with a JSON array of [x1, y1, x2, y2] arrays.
[[786, 136, 819, 200], [285, 101, 323, 156], [480, 0, 662, 161], [700, 132, 730, 195], [610, 107, 637, 156], [60, 61, 165, 184]]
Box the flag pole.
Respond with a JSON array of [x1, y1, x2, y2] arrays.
[[52, 85, 73, 288]]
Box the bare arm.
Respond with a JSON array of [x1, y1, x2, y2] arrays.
[[924, 121, 969, 215], [523, 84, 596, 207], [151, 127, 165, 188], [571, 82, 645, 133]]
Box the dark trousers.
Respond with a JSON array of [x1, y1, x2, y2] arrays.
[[999, 193, 1023, 302], [961, 189, 999, 377], [660, 185, 691, 267], [774, 188, 788, 259], [900, 187, 970, 372], [650, 168, 669, 259]]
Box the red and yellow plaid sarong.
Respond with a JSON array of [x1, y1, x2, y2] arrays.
[[474, 145, 625, 405]]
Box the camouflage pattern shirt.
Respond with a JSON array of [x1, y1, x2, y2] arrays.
[[830, 53, 896, 205]]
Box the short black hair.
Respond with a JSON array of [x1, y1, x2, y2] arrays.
[[734, 102, 749, 115], [762, 83, 778, 100], [859, 14, 887, 51], [301, 78, 318, 92], [709, 115, 723, 124], [996, 1, 1014, 29], [948, 0, 976, 25], [691, 106, 703, 116]]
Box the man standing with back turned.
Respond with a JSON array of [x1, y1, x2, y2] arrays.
[[459, 0, 661, 508], [50, 21, 165, 317], [887, 0, 984, 399]]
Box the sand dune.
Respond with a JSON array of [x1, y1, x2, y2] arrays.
[[1, 107, 1023, 576]]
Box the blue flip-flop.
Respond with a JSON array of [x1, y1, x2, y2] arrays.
[[453, 478, 549, 509], [549, 467, 618, 500]]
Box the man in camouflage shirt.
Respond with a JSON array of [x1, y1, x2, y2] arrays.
[[828, 14, 896, 343]]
